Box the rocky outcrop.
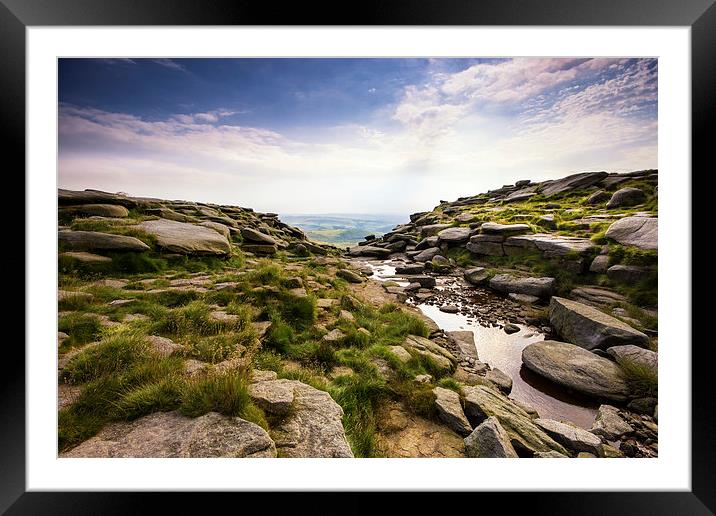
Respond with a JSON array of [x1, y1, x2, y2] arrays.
[[60, 204, 130, 218], [401, 335, 456, 373], [139, 219, 231, 255], [549, 297, 649, 350], [61, 411, 276, 458], [463, 267, 489, 285], [503, 234, 595, 257], [590, 404, 634, 440], [462, 384, 569, 456], [58, 188, 139, 208], [464, 416, 518, 458], [58, 230, 150, 252], [437, 227, 472, 244], [269, 380, 354, 458], [489, 274, 556, 299], [604, 216, 657, 250], [522, 340, 630, 402], [538, 171, 608, 197], [606, 187, 647, 209], [241, 227, 277, 245]]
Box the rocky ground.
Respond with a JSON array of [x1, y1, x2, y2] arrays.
[[57, 169, 658, 458]]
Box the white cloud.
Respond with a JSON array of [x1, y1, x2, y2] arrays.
[[152, 58, 188, 72]]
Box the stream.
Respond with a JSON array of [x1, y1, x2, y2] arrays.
[[359, 259, 599, 429]]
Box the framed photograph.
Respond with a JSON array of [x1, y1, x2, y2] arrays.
[[7, 0, 711, 512]]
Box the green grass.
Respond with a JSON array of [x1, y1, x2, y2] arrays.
[[619, 358, 658, 398], [58, 312, 103, 350], [437, 377, 461, 392], [186, 328, 257, 363]]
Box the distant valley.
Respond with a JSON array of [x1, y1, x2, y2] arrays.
[[280, 213, 407, 248]]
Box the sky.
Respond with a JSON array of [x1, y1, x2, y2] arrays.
[[58, 57, 657, 215]]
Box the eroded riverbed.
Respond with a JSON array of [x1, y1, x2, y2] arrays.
[[359, 259, 599, 429]]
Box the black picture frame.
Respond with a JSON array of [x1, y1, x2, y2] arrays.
[[5, 0, 711, 513]]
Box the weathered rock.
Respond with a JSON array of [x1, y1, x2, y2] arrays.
[[480, 222, 531, 235], [199, 221, 231, 238], [589, 255, 610, 273], [508, 293, 539, 305], [549, 297, 650, 350], [59, 251, 113, 264], [486, 368, 513, 394], [607, 345, 658, 373], [604, 216, 658, 250], [241, 244, 277, 255], [439, 305, 459, 313], [251, 369, 278, 383], [420, 223, 453, 238], [464, 416, 519, 458], [489, 274, 555, 299], [58, 188, 139, 208], [336, 269, 364, 283], [585, 190, 610, 205], [522, 340, 630, 402], [410, 275, 437, 288], [607, 264, 652, 283], [58, 290, 94, 304], [539, 171, 608, 197], [433, 387, 472, 436], [437, 227, 472, 244], [61, 411, 276, 458], [447, 331, 479, 361], [395, 263, 425, 275], [388, 345, 412, 363], [322, 328, 346, 343], [606, 187, 647, 209], [414, 247, 441, 262], [590, 404, 634, 440], [503, 191, 537, 203], [347, 245, 392, 258], [570, 286, 627, 308], [316, 298, 337, 309], [628, 397, 657, 414], [139, 219, 231, 255], [58, 230, 150, 253], [503, 234, 595, 257], [533, 450, 568, 458], [240, 227, 277, 245], [145, 335, 182, 357], [534, 418, 603, 456], [248, 379, 294, 415], [403, 335, 456, 373], [503, 323, 520, 335], [462, 385, 568, 456], [463, 267, 490, 285], [61, 204, 130, 218], [466, 240, 504, 256], [270, 380, 354, 457], [414, 236, 439, 251]]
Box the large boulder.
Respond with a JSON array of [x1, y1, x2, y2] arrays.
[[604, 216, 657, 250], [414, 247, 441, 262], [447, 330, 478, 361], [462, 385, 569, 456], [420, 223, 452, 238], [466, 236, 504, 256], [138, 219, 231, 255], [522, 340, 630, 402], [395, 263, 425, 275], [538, 171, 608, 197], [336, 269, 364, 283], [347, 245, 392, 258], [606, 188, 647, 209], [437, 227, 472, 244], [489, 274, 555, 298], [549, 297, 650, 350], [606, 265, 652, 283], [58, 230, 150, 252], [58, 188, 139, 208], [433, 387, 472, 436], [269, 380, 354, 457], [241, 227, 277, 245], [61, 411, 276, 458], [402, 334, 456, 373], [534, 418, 603, 456], [464, 416, 518, 458], [199, 221, 231, 238], [60, 204, 130, 218]]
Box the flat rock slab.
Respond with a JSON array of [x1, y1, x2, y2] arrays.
[[538, 171, 608, 197], [463, 267, 489, 285], [347, 245, 392, 258], [464, 416, 519, 458], [550, 297, 649, 350], [59, 188, 139, 208], [403, 335, 456, 373], [336, 269, 364, 283], [605, 216, 658, 250], [480, 222, 531, 235], [462, 385, 568, 456], [270, 380, 354, 457], [59, 251, 112, 264], [139, 219, 231, 255], [503, 234, 595, 257], [489, 274, 555, 298], [61, 411, 276, 458], [534, 418, 603, 456], [59, 230, 150, 252], [248, 379, 295, 415], [437, 227, 472, 244], [607, 345, 658, 373], [199, 221, 231, 238], [61, 204, 129, 218], [433, 387, 472, 436], [522, 340, 630, 402], [570, 286, 627, 308], [241, 227, 277, 245], [447, 330, 478, 361]]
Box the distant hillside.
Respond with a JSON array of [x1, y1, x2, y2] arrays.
[[280, 213, 406, 247]]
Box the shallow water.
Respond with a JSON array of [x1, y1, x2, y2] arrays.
[[359, 258, 598, 428]]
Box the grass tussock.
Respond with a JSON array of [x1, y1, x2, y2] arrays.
[[620, 359, 658, 399]]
